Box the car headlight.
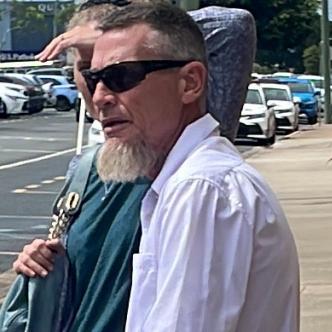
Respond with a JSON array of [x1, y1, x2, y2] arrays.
[[6, 87, 22, 93], [245, 113, 266, 119], [274, 108, 293, 114]]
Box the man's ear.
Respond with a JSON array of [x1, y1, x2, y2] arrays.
[[179, 61, 207, 104]]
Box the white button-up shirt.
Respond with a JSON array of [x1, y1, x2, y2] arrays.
[[126, 114, 299, 332]]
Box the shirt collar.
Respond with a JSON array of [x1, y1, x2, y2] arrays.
[[151, 114, 219, 195]]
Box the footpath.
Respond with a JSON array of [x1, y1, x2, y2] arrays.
[[0, 124, 332, 331], [246, 124, 332, 332]]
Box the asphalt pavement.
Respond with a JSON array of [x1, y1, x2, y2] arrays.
[[0, 122, 331, 331]]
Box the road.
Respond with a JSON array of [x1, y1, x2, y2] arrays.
[[0, 109, 90, 273]]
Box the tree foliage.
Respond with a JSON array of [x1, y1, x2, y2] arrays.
[[199, 0, 321, 72], [303, 44, 320, 74]]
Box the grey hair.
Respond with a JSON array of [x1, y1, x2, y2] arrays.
[[98, 2, 207, 66], [67, 3, 118, 30]]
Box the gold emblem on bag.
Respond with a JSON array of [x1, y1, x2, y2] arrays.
[[48, 192, 80, 240]]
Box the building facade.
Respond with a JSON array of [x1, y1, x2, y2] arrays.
[[0, 0, 74, 61]]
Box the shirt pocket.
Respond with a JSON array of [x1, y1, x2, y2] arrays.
[[126, 254, 157, 332]]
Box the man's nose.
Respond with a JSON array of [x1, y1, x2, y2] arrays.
[[92, 81, 117, 114]]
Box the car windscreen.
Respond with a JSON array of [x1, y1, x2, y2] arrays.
[[288, 83, 312, 93], [263, 88, 290, 101], [311, 79, 324, 89], [245, 89, 263, 104]]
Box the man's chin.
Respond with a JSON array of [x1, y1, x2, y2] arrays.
[[96, 140, 159, 183]]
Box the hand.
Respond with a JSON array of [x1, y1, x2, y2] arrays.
[[12, 239, 65, 278], [35, 24, 102, 61]]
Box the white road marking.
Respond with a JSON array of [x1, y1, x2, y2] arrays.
[[0, 215, 49, 219], [12, 189, 27, 193], [31, 225, 48, 229], [0, 135, 71, 142], [2, 149, 54, 153], [12, 190, 58, 194], [0, 251, 19, 255], [0, 147, 79, 171], [25, 184, 40, 189], [41, 180, 55, 184], [54, 176, 66, 180]]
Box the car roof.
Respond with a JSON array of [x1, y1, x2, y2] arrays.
[[277, 77, 311, 83], [297, 75, 323, 80], [260, 83, 289, 90]]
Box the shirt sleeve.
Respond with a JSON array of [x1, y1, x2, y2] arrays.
[[141, 177, 255, 332]]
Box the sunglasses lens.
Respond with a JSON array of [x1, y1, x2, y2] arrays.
[[103, 63, 146, 92], [82, 71, 97, 95]]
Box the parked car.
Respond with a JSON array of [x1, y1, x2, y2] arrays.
[[0, 97, 5, 117], [37, 75, 78, 112], [88, 120, 105, 145], [0, 75, 45, 115], [4, 73, 56, 109], [0, 82, 27, 117], [278, 77, 319, 124], [237, 83, 276, 145], [260, 83, 299, 132], [27, 67, 74, 82], [297, 74, 325, 113]]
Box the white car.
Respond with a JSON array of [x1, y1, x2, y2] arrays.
[[0, 82, 30, 117], [237, 83, 276, 145], [260, 83, 299, 132], [88, 120, 105, 145], [4, 73, 56, 109]]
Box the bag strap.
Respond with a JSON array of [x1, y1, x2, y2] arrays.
[[49, 146, 100, 240]]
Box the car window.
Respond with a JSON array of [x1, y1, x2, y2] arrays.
[[288, 83, 313, 93], [245, 89, 263, 104], [311, 79, 324, 89], [39, 77, 61, 85], [263, 88, 290, 101]]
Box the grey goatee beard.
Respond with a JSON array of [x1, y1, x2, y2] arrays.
[[96, 139, 160, 183]]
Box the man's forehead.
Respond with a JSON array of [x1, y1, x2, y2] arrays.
[[91, 25, 154, 68]]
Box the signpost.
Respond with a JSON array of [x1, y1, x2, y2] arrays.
[[322, 0, 332, 123]]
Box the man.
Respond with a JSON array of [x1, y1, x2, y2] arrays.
[[12, 2, 299, 332], [85, 2, 298, 331]]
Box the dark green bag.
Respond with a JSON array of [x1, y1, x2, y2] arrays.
[[0, 147, 98, 332]]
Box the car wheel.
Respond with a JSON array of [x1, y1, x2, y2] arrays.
[[0, 102, 8, 118], [56, 96, 71, 112]]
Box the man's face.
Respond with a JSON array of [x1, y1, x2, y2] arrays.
[[91, 24, 189, 157]]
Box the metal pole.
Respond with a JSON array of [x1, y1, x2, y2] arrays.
[[322, 0, 332, 123], [53, 0, 58, 38]]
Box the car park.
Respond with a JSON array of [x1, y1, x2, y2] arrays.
[[277, 77, 319, 124], [237, 83, 276, 145], [37, 75, 78, 112], [260, 83, 299, 132], [0, 75, 45, 115]]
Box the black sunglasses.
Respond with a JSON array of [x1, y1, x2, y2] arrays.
[[80, 60, 193, 94]]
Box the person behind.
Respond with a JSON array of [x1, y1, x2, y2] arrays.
[[84, 2, 297, 331]]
